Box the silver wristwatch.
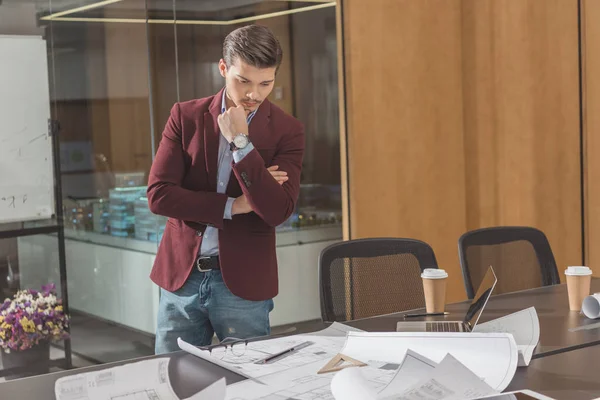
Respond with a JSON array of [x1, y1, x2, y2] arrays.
[[230, 133, 250, 151]]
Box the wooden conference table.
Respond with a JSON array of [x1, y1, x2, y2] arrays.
[[350, 279, 600, 359], [506, 345, 600, 400], [2, 280, 600, 400]]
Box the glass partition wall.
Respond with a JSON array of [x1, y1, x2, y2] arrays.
[[0, 0, 341, 375]]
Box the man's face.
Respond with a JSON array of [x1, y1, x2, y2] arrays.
[[219, 58, 276, 115]]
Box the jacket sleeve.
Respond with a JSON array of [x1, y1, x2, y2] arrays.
[[147, 103, 228, 229], [232, 122, 305, 227]]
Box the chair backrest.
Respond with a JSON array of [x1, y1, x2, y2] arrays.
[[458, 226, 560, 299], [319, 238, 438, 322]]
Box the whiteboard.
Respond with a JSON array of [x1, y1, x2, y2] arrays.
[[0, 35, 54, 223]]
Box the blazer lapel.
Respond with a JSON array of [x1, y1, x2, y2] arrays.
[[248, 99, 271, 144], [204, 89, 224, 191]]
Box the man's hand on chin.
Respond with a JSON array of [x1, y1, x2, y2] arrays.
[[218, 105, 248, 142]]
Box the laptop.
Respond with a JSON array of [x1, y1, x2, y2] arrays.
[[396, 266, 497, 333]]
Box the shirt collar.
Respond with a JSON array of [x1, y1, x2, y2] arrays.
[[221, 88, 258, 124]]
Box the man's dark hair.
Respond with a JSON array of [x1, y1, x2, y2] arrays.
[[223, 25, 283, 70]]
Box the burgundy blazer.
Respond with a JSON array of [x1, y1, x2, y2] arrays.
[[147, 89, 305, 301]]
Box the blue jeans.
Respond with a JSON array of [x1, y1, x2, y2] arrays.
[[155, 269, 274, 354]]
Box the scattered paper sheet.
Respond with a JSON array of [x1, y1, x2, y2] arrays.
[[179, 323, 361, 381], [331, 368, 378, 400], [340, 332, 518, 392], [223, 324, 395, 400], [474, 307, 540, 366], [179, 334, 346, 381], [226, 359, 400, 400], [54, 358, 225, 400], [386, 353, 497, 400], [218, 326, 519, 400], [330, 353, 496, 400], [378, 350, 438, 397], [306, 321, 366, 337]]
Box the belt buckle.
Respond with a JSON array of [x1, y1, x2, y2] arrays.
[[196, 256, 213, 272]]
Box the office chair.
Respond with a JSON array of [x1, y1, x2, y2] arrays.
[[458, 226, 560, 299], [319, 238, 438, 322]]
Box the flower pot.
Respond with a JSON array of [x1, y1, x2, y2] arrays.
[[1, 341, 50, 380]]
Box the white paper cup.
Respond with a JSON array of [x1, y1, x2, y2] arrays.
[[565, 266, 593, 311], [582, 293, 600, 319], [421, 268, 448, 313]]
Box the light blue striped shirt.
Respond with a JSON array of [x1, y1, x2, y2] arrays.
[[199, 90, 257, 256]]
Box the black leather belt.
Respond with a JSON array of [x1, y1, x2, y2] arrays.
[[196, 256, 220, 272]]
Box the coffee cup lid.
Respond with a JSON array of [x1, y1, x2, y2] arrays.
[[565, 266, 592, 276], [421, 268, 448, 279]]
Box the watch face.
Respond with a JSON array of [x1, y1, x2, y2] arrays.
[[233, 134, 248, 148]]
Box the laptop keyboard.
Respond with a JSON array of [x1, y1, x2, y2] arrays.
[[426, 322, 463, 332]]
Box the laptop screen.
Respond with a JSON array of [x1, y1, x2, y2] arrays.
[[463, 266, 498, 329]]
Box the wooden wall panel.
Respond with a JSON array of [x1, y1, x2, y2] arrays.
[[341, 0, 582, 301], [461, 0, 582, 281], [342, 0, 468, 301], [583, 0, 600, 275]]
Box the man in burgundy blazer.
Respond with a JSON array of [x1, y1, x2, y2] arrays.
[[147, 25, 304, 354]]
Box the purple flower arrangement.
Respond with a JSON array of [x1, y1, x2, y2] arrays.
[[0, 284, 69, 353]]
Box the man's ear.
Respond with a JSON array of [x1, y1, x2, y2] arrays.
[[218, 59, 227, 78]]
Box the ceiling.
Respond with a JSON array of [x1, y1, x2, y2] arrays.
[[0, 0, 328, 15], [0, 0, 335, 27]]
